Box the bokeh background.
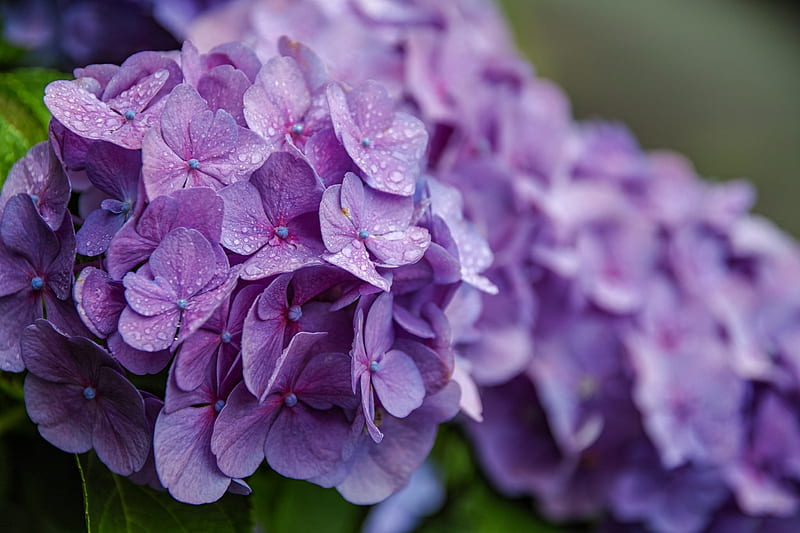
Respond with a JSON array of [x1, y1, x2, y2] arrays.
[[500, 0, 800, 236]]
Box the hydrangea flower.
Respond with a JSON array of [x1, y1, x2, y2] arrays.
[[327, 82, 427, 197], [319, 173, 431, 291], [352, 293, 425, 442], [118, 227, 238, 352], [22, 320, 150, 476], [142, 83, 267, 198], [45, 51, 182, 149], [219, 151, 325, 279], [10, 25, 495, 510], [211, 332, 356, 483], [0, 194, 83, 371]]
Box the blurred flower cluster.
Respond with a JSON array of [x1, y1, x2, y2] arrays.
[[4, 0, 800, 531], [187, 0, 800, 531]]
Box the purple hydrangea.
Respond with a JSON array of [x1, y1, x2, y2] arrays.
[[8, 23, 495, 509], [11, 1, 800, 528], [183, 0, 800, 529]]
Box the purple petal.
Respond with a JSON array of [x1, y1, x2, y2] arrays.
[[240, 214, 325, 279], [154, 405, 232, 504], [1, 141, 70, 230], [211, 382, 278, 479], [20, 319, 111, 383], [366, 227, 430, 267], [149, 227, 222, 299], [219, 181, 271, 255], [364, 292, 394, 357], [1, 194, 59, 271], [118, 306, 180, 352], [0, 242, 34, 298], [244, 56, 310, 149], [294, 351, 355, 411], [84, 141, 141, 200], [74, 267, 125, 337], [253, 151, 323, 224], [175, 273, 239, 346], [24, 375, 94, 453], [141, 129, 190, 199], [304, 128, 356, 187], [107, 332, 173, 375], [241, 282, 289, 398], [372, 349, 425, 418], [197, 65, 250, 127], [319, 184, 357, 253], [45, 79, 126, 143], [265, 404, 353, 481], [277, 36, 328, 92], [91, 366, 150, 475], [122, 271, 179, 317], [173, 330, 222, 391], [158, 83, 207, 159], [327, 83, 426, 197], [76, 207, 126, 256], [324, 240, 390, 292]]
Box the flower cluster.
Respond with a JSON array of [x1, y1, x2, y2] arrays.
[[188, 0, 800, 530], [7, 0, 800, 528], [1, 34, 495, 505]]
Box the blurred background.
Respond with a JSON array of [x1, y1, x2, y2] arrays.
[[498, 0, 800, 235]]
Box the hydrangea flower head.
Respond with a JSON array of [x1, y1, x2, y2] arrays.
[[8, 23, 495, 509]]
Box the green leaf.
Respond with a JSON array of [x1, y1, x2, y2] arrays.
[[249, 468, 364, 533], [79, 453, 251, 533], [0, 68, 68, 184]]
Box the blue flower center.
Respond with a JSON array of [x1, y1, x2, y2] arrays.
[[284, 393, 298, 407], [369, 360, 380, 373], [287, 305, 303, 322], [220, 331, 232, 344], [187, 158, 201, 170], [29, 193, 39, 205], [83, 387, 96, 400], [120, 200, 131, 213], [358, 229, 370, 240], [275, 226, 289, 239], [124, 110, 136, 121], [30, 277, 44, 291], [214, 399, 226, 412], [176, 298, 188, 310], [291, 123, 304, 135], [360, 137, 372, 148]]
